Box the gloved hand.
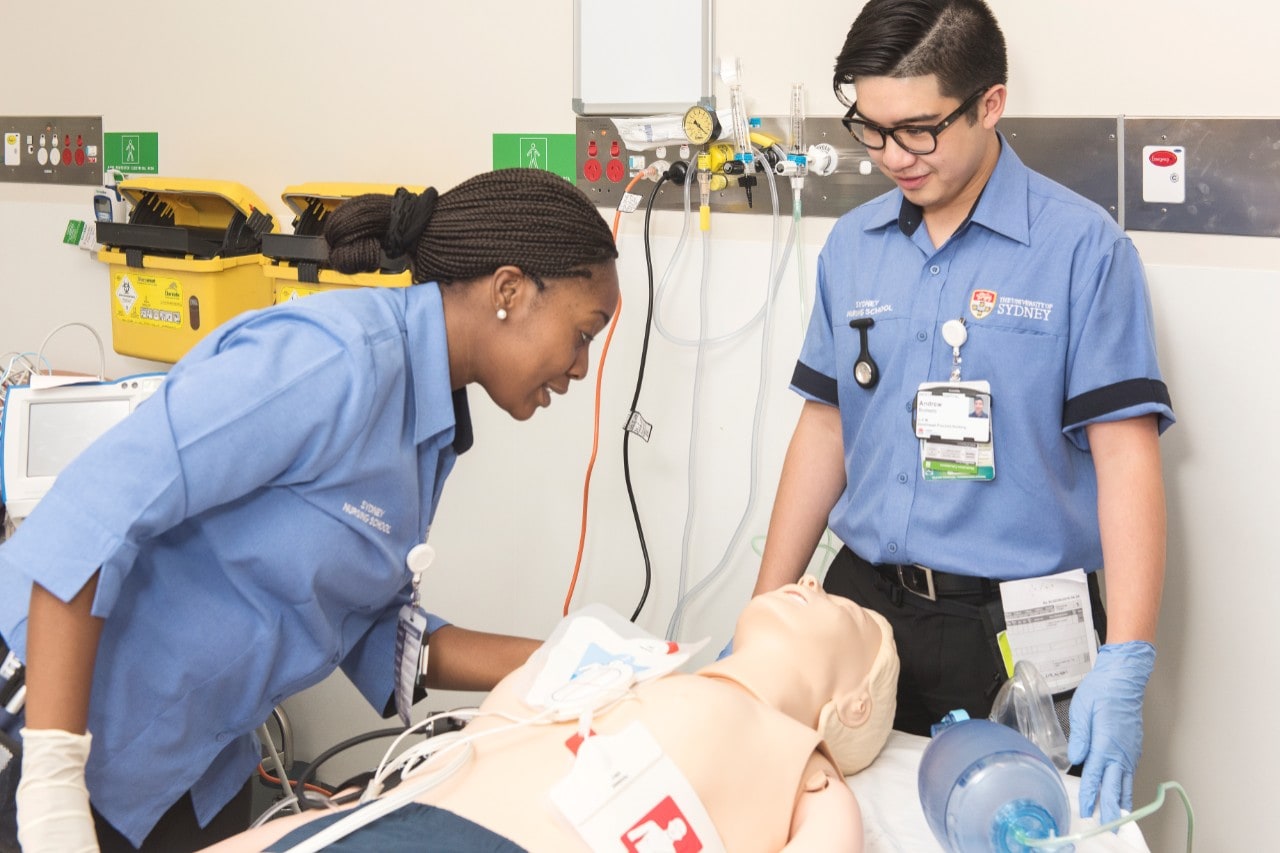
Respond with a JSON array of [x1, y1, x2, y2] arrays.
[[1067, 641, 1157, 826], [16, 728, 99, 853], [716, 638, 734, 661]]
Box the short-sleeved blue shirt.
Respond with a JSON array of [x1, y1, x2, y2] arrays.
[[794, 139, 1173, 581], [0, 283, 467, 844]]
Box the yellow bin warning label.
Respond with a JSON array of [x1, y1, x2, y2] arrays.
[[274, 283, 327, 304], [114, 272, 184, 328]]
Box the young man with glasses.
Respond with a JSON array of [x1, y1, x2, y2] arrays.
[[750, 0, 1174, 828]]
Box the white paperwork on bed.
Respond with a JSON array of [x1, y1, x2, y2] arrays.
[[848, 731, 1151, 852]]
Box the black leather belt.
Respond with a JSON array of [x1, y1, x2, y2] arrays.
[[871, 561, 997, 602]]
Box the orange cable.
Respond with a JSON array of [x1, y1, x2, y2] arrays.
[[256, 762, 332, 796], [562, 171, 646, 615]]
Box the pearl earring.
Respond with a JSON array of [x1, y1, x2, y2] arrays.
[[496, 308, 508, 321]]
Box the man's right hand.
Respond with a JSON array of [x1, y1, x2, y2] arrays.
[[16, 728, 99, 853]]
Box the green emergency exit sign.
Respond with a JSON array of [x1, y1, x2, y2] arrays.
[[492, 133, 576, 181], [104, 132, 159, 174]]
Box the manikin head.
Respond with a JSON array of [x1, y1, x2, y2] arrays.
[[324, 169, 620, 421], [712, 576, 899, 775]]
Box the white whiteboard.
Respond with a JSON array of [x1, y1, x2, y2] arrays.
[[573, 0, 713, 115]]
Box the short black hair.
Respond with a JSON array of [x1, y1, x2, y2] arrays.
[[833, 0, 1007, 107]]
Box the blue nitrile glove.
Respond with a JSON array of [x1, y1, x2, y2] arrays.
[[716, 638, 734, 660], [1067, 641, 1157, 825]]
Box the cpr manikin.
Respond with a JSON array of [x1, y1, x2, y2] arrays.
[[205, 577, 899, 853]]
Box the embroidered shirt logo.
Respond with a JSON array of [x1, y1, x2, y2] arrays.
[[996, 297, 1054, 321], [847, 299, 894, 320], [969, 289, 997, 320], [343, 499, 392, 535]]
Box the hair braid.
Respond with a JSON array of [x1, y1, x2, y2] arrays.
[[325, 168, 617, 288]]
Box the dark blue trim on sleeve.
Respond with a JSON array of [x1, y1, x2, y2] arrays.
[[1063, 378, 1172, 428], [792, 362, 839, 406]]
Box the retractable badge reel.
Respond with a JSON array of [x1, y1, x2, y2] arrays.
[[394, 542, 436, 725]]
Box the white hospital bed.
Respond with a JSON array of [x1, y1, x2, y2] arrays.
[[848, 731, 1151, 852]]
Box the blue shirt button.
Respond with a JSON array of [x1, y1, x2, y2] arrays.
[[897, 473, 908, 484], [917, 331, 928, 341], [216, 731, 229, 743], [930, 265, 941, 275], [887, 542, 899, 554]]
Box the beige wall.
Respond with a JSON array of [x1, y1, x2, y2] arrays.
[[2, 2, 1276, 847]]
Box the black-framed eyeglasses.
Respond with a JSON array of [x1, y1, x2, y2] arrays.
[[841, 88, 989, 155]]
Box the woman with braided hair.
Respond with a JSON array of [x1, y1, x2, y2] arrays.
[[0, 168, 620, 851]]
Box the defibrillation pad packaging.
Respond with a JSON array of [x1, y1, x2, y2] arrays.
[[514, 604, 706, 718], [95, 178, 277, 362]]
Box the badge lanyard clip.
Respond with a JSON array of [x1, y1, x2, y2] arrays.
[[942, 317, 967, 382], [395, 541, 437, 725]]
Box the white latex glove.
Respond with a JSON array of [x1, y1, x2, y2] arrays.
[[16, 728, 100, 853]]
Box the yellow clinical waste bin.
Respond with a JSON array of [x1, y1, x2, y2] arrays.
[[261, 182, 423, 305], [95, 177, 278, 363]]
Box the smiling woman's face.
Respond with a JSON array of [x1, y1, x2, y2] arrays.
[[482, 261, 620, 421]]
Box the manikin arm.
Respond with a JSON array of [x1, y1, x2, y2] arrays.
[[754, 401, 846, 596], [781, 752, 863, 852]]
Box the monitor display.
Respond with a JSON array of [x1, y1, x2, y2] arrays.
[[1, 374, 166, 521]]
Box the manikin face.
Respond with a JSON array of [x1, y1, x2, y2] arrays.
[[487, 260, 620, 421], [853, 74, 1001, 226], [734, 576, 884, 691]]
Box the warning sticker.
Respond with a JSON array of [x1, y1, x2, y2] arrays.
[[113, 272, 183, 328]]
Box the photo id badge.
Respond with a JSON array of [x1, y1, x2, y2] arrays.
[[914, 380, 995, 481], [394, 604, 429, 725]]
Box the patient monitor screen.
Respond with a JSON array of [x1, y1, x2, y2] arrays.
[[26, 398, 132, 477]]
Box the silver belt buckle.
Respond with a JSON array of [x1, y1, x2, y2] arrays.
[[898, 564, 937, 601]]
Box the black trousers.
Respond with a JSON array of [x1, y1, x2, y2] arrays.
[[822, 547, 1107, 737], [92, 778, 253, 853]]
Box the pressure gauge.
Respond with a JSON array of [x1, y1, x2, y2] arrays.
[[682, 105, 722, 145]]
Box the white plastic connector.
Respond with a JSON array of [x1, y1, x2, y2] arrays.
[[806, 142, 839, 177], [645, 160, 671, 182]]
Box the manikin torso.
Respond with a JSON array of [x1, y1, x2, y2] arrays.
[[416, 666, 827, 852]]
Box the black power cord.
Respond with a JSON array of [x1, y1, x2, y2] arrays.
[[624, 164, 686, 621]]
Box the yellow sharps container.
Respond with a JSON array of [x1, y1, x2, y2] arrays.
[[95, 177, 278, 363]]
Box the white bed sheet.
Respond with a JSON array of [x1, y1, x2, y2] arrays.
[[847, 731, 1151, 852]]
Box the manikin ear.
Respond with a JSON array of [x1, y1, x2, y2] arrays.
[[817, 683, 878, 776], [825, 682, 874, 731]]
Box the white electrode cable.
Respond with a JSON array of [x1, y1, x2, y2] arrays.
[[35, 322, 106, 380]]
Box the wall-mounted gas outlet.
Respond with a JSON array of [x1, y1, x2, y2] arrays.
[[0, 115, 103, 186]]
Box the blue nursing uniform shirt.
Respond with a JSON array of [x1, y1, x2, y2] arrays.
[[794, 138, 1174, 581], [0, 282, 467, 845]]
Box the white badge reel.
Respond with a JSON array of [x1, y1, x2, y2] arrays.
[[394, 543, 436, 725]]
